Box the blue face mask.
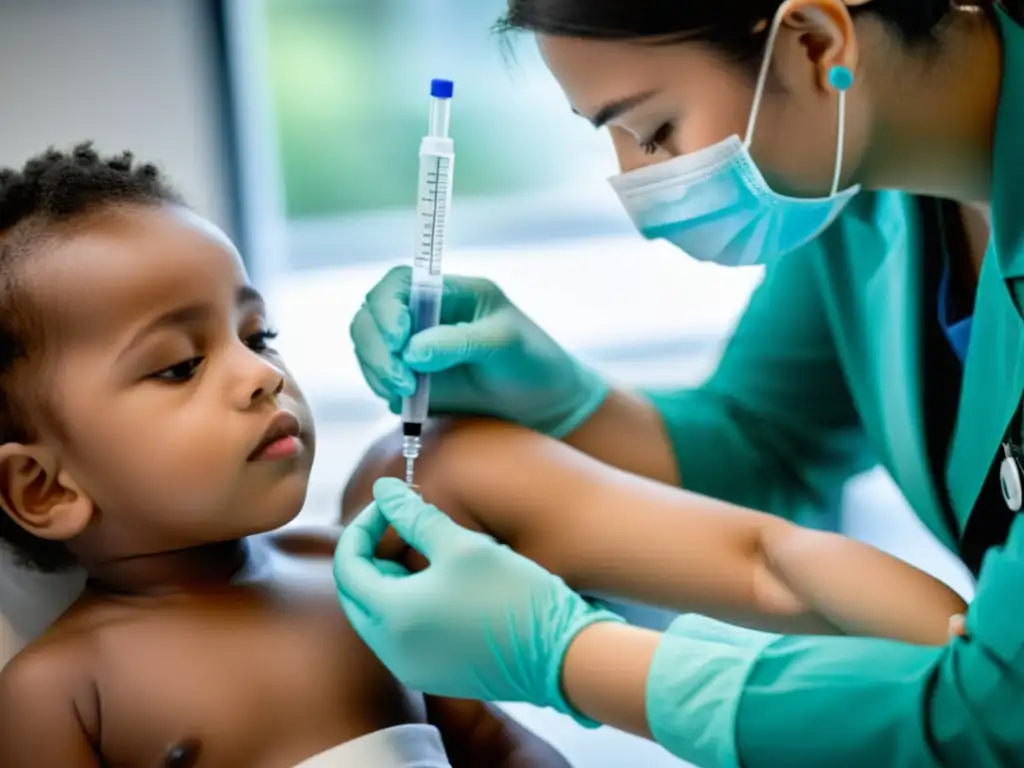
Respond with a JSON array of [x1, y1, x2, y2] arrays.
[[609, 8, 861, 267]]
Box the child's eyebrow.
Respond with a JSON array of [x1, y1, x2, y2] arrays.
[[237, 285, 266, 313], [117, 286, 268, 361]]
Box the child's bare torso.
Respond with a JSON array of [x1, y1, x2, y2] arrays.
[[17, 530, 420, 768]]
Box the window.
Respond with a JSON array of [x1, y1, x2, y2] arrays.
[[224, 0, 761, 523]]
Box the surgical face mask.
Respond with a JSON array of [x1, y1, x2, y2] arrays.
[[609, 9, 860, 267]]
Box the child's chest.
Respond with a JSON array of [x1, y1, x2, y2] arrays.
[[84, 594, 412, 768]]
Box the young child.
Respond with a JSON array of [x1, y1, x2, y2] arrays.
[[0, 145, 568, 768], [343, 418, 968, 645]]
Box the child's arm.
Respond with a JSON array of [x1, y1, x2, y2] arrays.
[[0, 648, 101, 766], [343, 418, 966, 645]]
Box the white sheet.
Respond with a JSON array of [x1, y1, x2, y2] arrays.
[[292, 725, 449, 767], [0, 549, 84, 669]]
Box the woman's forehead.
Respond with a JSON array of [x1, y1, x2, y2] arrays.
[[537, 34, 732, 120]]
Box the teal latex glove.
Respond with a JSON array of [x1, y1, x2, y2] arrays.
[[350, 266, 609, 437], [334, 477, 623, 721]]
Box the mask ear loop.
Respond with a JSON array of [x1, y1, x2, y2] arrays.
[[742, 14, 785, 152], [827, 65, 855, 195], [743, 10, 856, 197]]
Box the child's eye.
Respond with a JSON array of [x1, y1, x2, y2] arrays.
[[246, 329, 279, 354], [150, 357, 203, 383]]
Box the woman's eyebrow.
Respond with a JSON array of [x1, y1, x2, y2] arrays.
[[572, 90, 660, 128]]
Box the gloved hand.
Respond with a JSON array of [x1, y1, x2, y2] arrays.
[[350, 266, 609, 437], [334, 477, 623, 721]]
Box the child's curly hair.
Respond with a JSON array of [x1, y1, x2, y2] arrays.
[[0, 142, 180, 571]]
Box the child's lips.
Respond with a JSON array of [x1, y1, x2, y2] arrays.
[[252, 434, 303, 462], [249, 411, 303, 461]]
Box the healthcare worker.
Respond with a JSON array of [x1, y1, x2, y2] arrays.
[[338, 0, 1024, 765]]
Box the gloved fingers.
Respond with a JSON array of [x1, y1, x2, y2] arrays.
[[354, 348, 398, 402], [352, 307, 417, 397], [948, 613, 968, 639], [354, 344, 414, 402], [364, 266, 413, 353], [441, 273, 503, 304], [334, 502, 401, 613], [403, 312, 519, 373], [336, 590, 375, 634], [373, 477, 476, 558], [340, 501, 391, 557], [373, 558, 412, 578], [402, 323, 476, 373]]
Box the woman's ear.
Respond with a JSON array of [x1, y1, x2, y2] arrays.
[[0, 444, 94, 541], [780, 0, 860, 92]]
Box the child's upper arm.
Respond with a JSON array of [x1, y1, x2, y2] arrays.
[[0, 649, 100, 766]]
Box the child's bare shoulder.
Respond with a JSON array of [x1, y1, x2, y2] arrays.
[[0, 618, 101, 759], [1, 627, 92, 700], [4, 600, 105, 682]]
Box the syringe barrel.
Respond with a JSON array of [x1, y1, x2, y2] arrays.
[[412, 137, 453, 289], [402, 79, 455, 428], [401, 281, 443, 425]]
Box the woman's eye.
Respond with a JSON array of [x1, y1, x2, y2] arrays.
[[246, 329, 279, 353], [150, 357, 203, 383], [640, 123, 675, 156]]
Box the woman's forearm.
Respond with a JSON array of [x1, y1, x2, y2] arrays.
[[438, 429, 836, 634], [564, 388, 680, 487], [559, 622, 659, 740], [761, 528, 967, 645]]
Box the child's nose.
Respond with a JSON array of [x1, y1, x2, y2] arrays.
[[237, 357, 285, 409]]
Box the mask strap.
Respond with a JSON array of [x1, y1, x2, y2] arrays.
[[742, 12, 786, 152], [830, 80, 848, 195], [743, 7, 853, 196]]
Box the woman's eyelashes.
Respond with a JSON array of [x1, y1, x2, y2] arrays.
[[640, 122, 676, 155], [147, 329, 280, 383]]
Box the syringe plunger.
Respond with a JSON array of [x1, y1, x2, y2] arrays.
[[429, 79, 453, 138]]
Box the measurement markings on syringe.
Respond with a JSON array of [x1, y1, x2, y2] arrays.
[[417, 157, 450, 275]]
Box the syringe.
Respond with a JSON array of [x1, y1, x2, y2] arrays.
[[402, 78, 455, 487]]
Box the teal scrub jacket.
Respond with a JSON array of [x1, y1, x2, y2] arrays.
[[639, 6, 1024, 766]]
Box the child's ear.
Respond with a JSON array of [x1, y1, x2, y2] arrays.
[[0, 443, 93, 541]]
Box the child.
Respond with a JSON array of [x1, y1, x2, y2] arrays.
[[0, 145, 568, 768], [343, 418, 968, 645]]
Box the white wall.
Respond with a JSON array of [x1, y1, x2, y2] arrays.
[[0, 0, 231, 232]]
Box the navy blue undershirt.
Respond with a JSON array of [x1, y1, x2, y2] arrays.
[[939, 262, 973, 363]]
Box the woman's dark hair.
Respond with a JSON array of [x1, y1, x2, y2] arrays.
[[497, 1, 995, 68]]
